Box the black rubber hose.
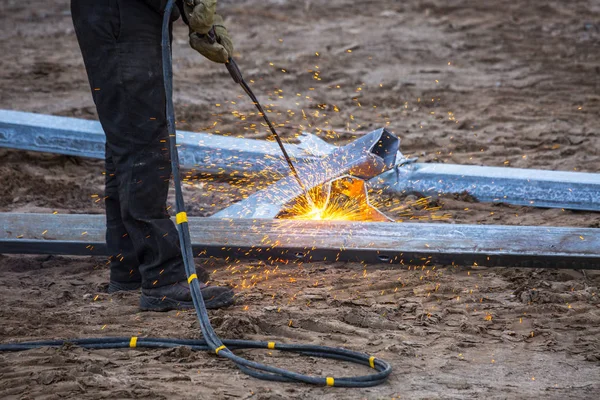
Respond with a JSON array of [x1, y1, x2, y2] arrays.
[[0, 2, 392, 388], [0, 337, 391, 387]]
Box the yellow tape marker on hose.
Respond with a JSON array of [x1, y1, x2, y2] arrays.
[[187, 273, 198, 284], [176, 212, 188, 224], [326, 377, 335, 386], [369, 356, 376, 369], [215, 345, 226, 355], [267, 342, 275, 349], [129, 336, 138, 348]]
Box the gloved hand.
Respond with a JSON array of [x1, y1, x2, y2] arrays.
[[189, 14, 234, 63], [184, 0, 217, 34]]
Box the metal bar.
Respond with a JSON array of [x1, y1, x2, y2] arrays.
[[0, 239, 107, 256], [213, 128, 400, 218], [2, 213, 599, 269], [3, 110, 600, 212], [372, 163, 600, 211], [0, 109, 334, 175]]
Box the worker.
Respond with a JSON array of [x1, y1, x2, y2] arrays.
[[70, 0, 234, 311]]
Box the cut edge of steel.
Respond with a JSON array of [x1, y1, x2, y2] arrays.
[[213, 128, 401, 219], [0, 109, 335, 175], [1, 213, 599, 269], [370, 162, 600, 212]]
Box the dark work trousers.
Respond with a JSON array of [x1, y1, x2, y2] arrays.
[[71, 0, 193, 289]]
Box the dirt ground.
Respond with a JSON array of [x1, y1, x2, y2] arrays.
[[1, 0, 600, 399]]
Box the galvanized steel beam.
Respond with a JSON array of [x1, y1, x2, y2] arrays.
[[372, 162, 600, 211], [0, 109, 334, 175], [1, 213, 599, 269], [3, 110, 600, 212], [213, 128, 401, 218]]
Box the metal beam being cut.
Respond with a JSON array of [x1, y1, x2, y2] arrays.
[[0, 109, 334, 175], [213, 128, 400, 219], [1, 213, 599, 269], [2, 110, 600, 212], [372, 163, 600, 211]]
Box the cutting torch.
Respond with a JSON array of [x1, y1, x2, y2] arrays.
[[205, 28, 310, 196]]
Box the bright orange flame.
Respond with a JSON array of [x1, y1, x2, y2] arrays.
[[283, 187, 365, 221]]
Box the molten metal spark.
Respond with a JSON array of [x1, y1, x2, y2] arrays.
[[280, 176, 392, 222]]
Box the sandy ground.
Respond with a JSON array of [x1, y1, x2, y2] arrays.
[[1, 0, 600, 398]]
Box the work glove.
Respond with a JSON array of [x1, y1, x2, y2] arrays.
[[189, 14, 234, 63], [184, 0, 217, 34]]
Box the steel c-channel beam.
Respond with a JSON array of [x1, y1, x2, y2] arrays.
[[3, 110, 600, 212], [1, 213, 599, 269], [213, 128, 401, 219], [0, 109, 334, 175], [372, 162, 600, 211]]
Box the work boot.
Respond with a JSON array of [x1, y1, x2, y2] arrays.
[[108, 265, 211, 294], [139, 281, 235, 312]]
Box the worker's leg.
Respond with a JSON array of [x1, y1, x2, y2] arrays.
[[71, 0, 209, 289], [105, 145, 142, 291]]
